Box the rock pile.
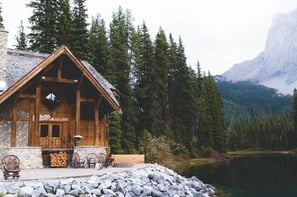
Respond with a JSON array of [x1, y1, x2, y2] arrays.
[[0, 164, 215, 197]]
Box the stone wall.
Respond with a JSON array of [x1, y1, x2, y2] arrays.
[[0, 120, 11, 146], [0, 101, 30, 147], [16, 121, 29, 147], [73, 146, 106, 160], [0, 147, 43, 169]]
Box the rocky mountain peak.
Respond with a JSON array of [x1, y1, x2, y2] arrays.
[[222, 8, 297, 95]]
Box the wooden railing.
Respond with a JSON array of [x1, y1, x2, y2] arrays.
[[40, 138, 72, 149]]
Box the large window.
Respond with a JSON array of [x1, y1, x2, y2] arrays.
[[40, 124, 60, 138], [40, 125, 48, 137], [52, 125, 60, 137]]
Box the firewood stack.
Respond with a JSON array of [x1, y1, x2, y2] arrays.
[[50, 152, 68, 167]]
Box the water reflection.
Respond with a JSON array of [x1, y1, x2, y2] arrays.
[[180, 154, 297, 197]]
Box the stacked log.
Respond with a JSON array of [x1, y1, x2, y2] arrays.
[[50, 152, 67, 167]]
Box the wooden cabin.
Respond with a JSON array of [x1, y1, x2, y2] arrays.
[[0, 31, 121, 168]]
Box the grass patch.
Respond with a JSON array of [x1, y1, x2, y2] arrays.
[[164, 156, 218, 172], [228, 150, 295, 156]]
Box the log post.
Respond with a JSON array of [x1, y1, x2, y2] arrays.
[[94, 97, 102, 145], [11, 97, 17, 147], [34, 84, 41, 146], [75, 89, 80, 136]]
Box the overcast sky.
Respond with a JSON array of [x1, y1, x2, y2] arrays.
[[2, 0, 297, 75]]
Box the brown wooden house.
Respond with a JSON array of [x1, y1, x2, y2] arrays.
[[0, 31, 121, 168]]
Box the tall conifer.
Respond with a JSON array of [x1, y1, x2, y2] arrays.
[[56, 0, 73, 47], [0, 2, 4, 30], [15, 21, 28, 50], [135, 23, 155, 137], [150, 28, 170, 136], [168, 35, 196, 152], [71, 0, 89, 59], [27, 0, 58, 52], [202, 73, 227, 152], [88, 16, 111, 77], [109, 7, 137, 153]]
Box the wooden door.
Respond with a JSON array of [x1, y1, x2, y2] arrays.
[[39, 123, 62, 148]]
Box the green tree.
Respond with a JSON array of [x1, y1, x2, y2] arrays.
[[293, 89, 297, 137], [206, 73, 227, 152], [0, 2, 4, 30], [109, 7, 137, 153], [15, 20, 28, 50], [27, 0, 58, 52], [134, 22, 155, 138], [56, 0, 73, 47], [168, 35, 196, 153], [88, 15, 112, 78], [150, 28, 170, 137], [71, 0, 89, 59], [109, 114, 123, 153]]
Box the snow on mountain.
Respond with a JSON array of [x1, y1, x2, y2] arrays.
[[222, 8, 297, 95]]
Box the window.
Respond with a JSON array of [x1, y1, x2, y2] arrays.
[[43, 92, 61, 110], [40, 125, 48, 137], [40, 124, 60, 137], [52, 125, 60, 137]]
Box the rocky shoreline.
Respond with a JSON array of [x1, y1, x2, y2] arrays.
[[0, 164, 215, 197]]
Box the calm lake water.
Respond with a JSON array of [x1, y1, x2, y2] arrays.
[[180, 153, 297, 197]]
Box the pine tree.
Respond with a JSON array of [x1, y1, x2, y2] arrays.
[[0, 2, 4, 30], [168, 35, 196, 152], [134, 22, 155, 137], [56, 0, 73, 47], [150, 28, 170, 136], [194, 69, 212, 154], [88, 15, 112, 78], [109, 7, 137, 153], [109, 114, 123, 153], [15, 20, 27, 50], [292, 88, 297, 147], [27, 0, 58, 52], [71, 0, 89, 59], [202, 73, 227, 152]]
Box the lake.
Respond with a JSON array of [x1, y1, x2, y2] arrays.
[[180, 153, 297, 197]]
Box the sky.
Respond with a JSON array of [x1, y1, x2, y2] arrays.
[[2, 0, 297, 75]]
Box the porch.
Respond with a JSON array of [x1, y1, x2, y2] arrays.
[[0, 146, 107, 169]]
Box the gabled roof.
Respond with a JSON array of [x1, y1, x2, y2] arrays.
[[0, 45, 121, 113]]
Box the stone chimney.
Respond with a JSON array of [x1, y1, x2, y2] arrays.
[[0, 30, 8, 92]]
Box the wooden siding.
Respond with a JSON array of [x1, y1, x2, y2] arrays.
[[0, 48, 114, 149]]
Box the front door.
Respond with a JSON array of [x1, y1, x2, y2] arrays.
[[40, 123, 61, 148]]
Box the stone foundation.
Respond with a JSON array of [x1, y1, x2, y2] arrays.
[[73, 146, 106, 159], [0, 147, 43, 169]]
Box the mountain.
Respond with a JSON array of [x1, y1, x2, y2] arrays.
[[222, 8, 297, 95], [216, 80, 292, 123]]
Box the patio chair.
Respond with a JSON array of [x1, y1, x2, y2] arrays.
[[71, 152, 85, 168], [87, 153, 98, 168], [2, 155, 20, 180], [96, 153, 107, 169]]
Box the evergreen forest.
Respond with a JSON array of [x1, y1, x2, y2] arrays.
[[2, 0, 297, 159], [217, 80, 297, 151]]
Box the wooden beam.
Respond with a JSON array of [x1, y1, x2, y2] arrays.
[[11, 97, 17, 147], [18, 94, 36, 99], [106, 114, 110, 147], [94, 97, 102, 145], [57, 58, 64, 79], [34, 85, 41, 146], [42, 76, 78, 84], [0, 115, 11, 120], [80, 98, 96, 103], [103, 114, 107, 146], [75, 89, 80, 135]]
